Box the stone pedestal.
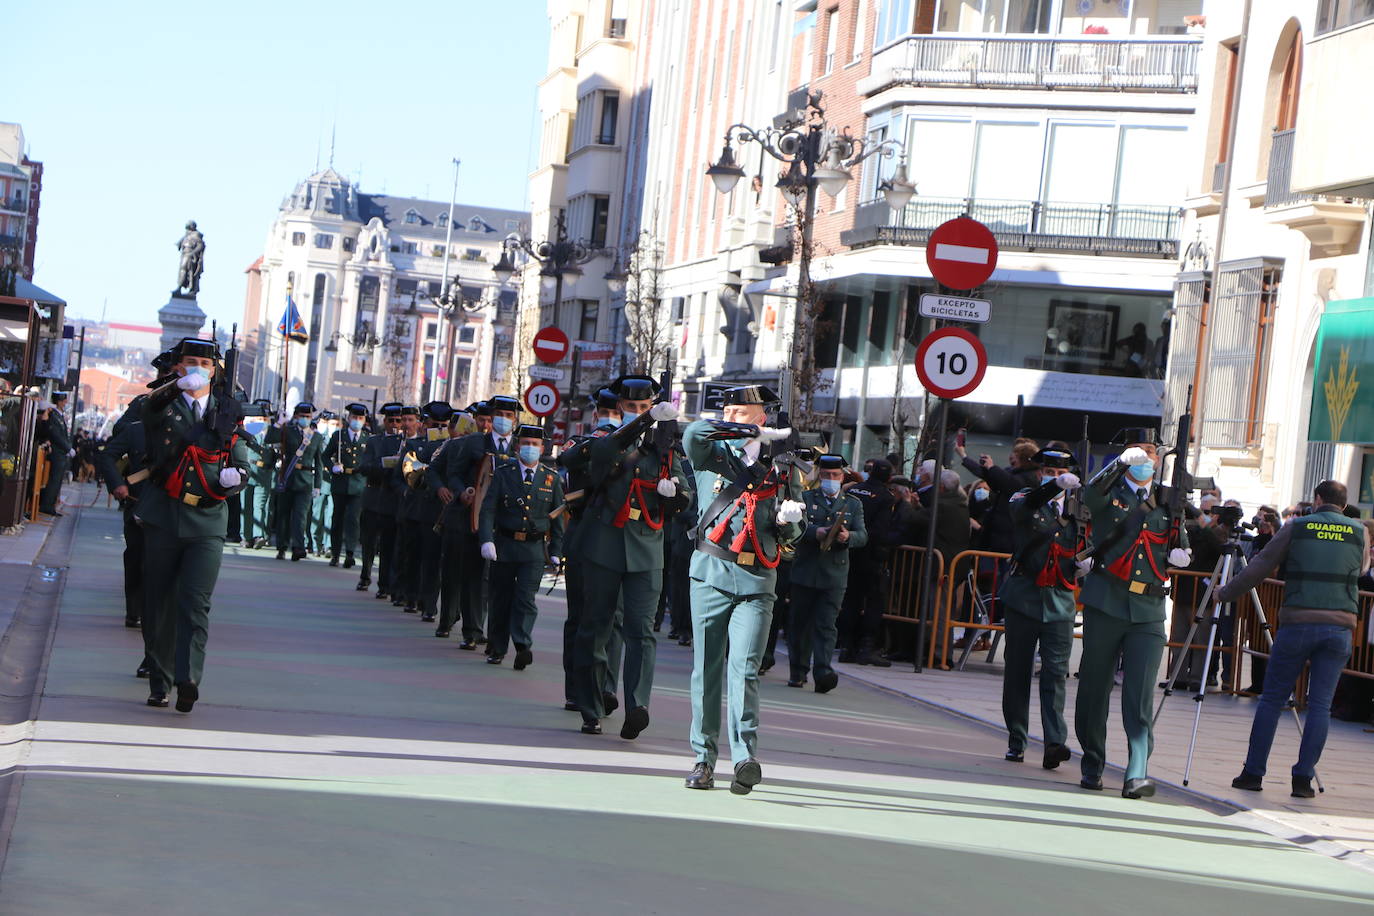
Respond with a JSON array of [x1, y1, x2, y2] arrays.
[[158, 291, 206, 352]]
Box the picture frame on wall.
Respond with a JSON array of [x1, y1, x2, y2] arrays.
[[1044, 301, 1120, 360]]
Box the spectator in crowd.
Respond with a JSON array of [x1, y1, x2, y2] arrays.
[[838, 459, 900, 667], [908, 469, 970, 565]]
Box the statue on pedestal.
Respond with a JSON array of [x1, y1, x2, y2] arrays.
[[176, 220, 206, 297]]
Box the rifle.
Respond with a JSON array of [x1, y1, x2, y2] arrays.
[[207, 322, 244, 449], [548, 488, 584, 521], [820, 509, 847, 551], [1166, 388, 1194, 551]]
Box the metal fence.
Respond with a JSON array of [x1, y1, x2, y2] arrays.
[[1265, 129, 1307, 208], [883, 35, 1201, 93]]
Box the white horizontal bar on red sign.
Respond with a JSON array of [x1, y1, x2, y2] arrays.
[[934, 243, 990, 265]]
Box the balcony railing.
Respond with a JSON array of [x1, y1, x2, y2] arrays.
[[875, 35, 1201, 93], [841, 197, 1183, 258], [1265, 128, 1307, 208], [0, 197, 25, 213]]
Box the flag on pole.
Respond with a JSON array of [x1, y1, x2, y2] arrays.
[[277, 294, 308, 342]]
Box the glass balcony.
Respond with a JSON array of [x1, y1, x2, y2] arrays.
[[871, 35, 1201, 93], [841, 197, 1183, 258]]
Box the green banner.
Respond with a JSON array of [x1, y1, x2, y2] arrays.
[[1309, 298, 1374, 443]]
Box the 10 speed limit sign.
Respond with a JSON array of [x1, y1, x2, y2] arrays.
[[915, 327, 988, 400], [524, 380, 561, 417]]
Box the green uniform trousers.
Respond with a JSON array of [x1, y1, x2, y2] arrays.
[[575, 560, 659, 724], [1074, 605, 1166, 781], [689, 578, 772, 768], [311, 491, 332, 554], [487, 558, 543, 657], [276, 488, 311, 552], [439, 527, 487, 640], [1001, 608, 1074, 753], [562, 557, 622, 705], [330, 493, 363, 557], [243, 484, 272, 544], [787, 583, 844, 683], [142, 526, 223, 694]]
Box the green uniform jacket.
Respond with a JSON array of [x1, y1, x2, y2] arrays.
[[244, 428, 276, 487], [478, 458, 565, 563], [555, 429, 613, 559], [1000, 479, 1082, 623], [265, 424, 324, 493], [360, 431, 405, 513], [577, 430, 692, 573], [789, 487, 868, 590], [683, 419, 801, 594], [435, 430, 518, 492], [325, 427, 371, 497], [138, 393, 250, 538], [402, 432, 448, 525], [96, 404, 147, 502], [1080, 474, 1188, 623]]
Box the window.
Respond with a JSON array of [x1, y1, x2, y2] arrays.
[[1317, 0, 1374, 34], [463, 248, 482, 261], [432, 245, 446, 258], [437, 212, 449, 229], [314, 233, 334, 249], [874, 0, 911, 48], [824, 9, 838, 73], [291, 232, 305, 246], [468, 216, 487, 232], [402, 241, 418, 255], [590, 197, 610, 248], [768, 0, 782, 72], [341, 237, 356, 253], [396, 278, 418, 298], [1195, 259, 1283, 447], [426, 323, 437, 340], [404, 209, 420, 224], [598, 93, 620, 144], [797, 12, 816, 85], [579, 299, 599, 341], [505, 219, 519, 232], [458, 325, 476, 343], [851, 0, 867, 61], [1213, 40, 1240, 192]]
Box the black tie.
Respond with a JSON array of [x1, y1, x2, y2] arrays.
[[524, 469, 533, 484], [1136, 488, 1147, 504]]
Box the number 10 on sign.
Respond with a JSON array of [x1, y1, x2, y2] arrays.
[[915, 327, 988, 400]]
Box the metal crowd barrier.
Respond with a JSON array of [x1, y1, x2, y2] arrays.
[[881, 545, 944, 666]]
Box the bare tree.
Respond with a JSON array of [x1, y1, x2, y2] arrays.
[[622, 229, 671, 376]]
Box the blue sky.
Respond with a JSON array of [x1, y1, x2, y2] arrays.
[[10, 1, 547, 332]]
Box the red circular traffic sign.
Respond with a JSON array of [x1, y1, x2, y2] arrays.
[[915, 327, 988, 400], [532, 326, 570, 364], [926, 217, 998, 291], [524, 380, 561, 416]]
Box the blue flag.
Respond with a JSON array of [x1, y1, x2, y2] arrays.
[[277, 294, 308, 343]]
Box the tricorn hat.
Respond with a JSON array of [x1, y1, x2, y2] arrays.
[[1111, 427, 1160, 446], [817, 453, 848, 471], [171, 338, 221, 360], [379, 401, 403, 417], [592, 387, 620, 411], [487, 395, 522, 414], [469, 400, 493, 417], [292, 401, 315, 415], [345, 402, 369, 416], [1033, 447, 1076, 469], [723, 384, 780, 407], [151, 350, 177, 374], [400, 404, 421, 416], [515, 424, 546, 440], [422, 401, 454, 422], [610, 375, 661, 400]]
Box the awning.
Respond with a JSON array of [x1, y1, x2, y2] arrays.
[[1309, 297, 1374, 443], [13, 277, 67, 307]]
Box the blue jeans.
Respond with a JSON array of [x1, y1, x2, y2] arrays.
[[1243, 623, 1352, 779]]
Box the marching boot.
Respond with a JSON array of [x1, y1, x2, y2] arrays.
[[856, 638, 891, 668], [343, 553, 356, 569], [276, 549, 286, 561], [329, 553, 340, 567]]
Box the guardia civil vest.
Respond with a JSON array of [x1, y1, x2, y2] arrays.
[[1284, 509, 1364, 614]]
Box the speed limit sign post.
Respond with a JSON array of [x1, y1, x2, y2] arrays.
[[524, 380, 561, 417], [914, 327, 987, 400]]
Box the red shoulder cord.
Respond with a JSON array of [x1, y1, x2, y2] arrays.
[[163, 433, 239, 503], [1106, 527, 1168, 582], [613, 451, 674, 531], [707, 478, 782, 569], [1035, 540, 1077, 590]]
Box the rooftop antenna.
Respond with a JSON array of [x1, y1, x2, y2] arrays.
[[329, 120, 336, 169]]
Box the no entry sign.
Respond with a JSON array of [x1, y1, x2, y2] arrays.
[[524, 380, 561, 416], [915, 327, 988, 400], [926, 218, 998, 291], [532, 326, 570, 364]]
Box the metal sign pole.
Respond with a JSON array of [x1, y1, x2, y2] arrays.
[[914, 396, 949, 673]]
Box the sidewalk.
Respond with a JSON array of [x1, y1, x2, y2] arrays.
[[826, 638, 1374, 869]]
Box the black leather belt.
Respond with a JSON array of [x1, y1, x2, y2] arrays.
[[697, 537, 760, 567], [499, 527, 546, 542]]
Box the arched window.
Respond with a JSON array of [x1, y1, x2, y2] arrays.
[[1260, 22, 1304, 204], [437, 212, 449, 228], [404, 209, 420, 224], [1275, 33, 1302, 132]]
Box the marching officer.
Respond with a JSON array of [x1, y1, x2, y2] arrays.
[[393, 403, 446, 614], [357, 402, 404, 594], [386, 405, 423, 608], [138, 337, 250, 712], [571, 376, 690, 738], [435, 396, 521, 647], [327, 402, 371, 568], [478, 425, 564, 667], [241, 398, 277, 548], [96, 394, 151, 631], [1075, 429, 1191, 799], [267, 402, 324, 561], [788, 454, 867, 693], [413, 401, 454, 623], [309, 412, 336, 557], [557, 388, 626, 712], [681, 385, 803, 793], [1000, 445, 1082, 770]]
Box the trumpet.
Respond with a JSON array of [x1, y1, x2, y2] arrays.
[[402, 450, 430, 490]]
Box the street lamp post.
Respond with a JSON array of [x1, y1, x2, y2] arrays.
[[705, 89, 915, 428]]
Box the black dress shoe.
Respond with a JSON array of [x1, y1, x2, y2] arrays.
[[135, 663, 150, 678], [602, 692, 619, 715], [1005, 749, 1025, 763], [786, 679, 805, 688], [421, 613, 436, 622], [147, 693, 169, 708], [434, 628, 451, 638], [620, 706, 649, 740], [1232, 770, 1263, 791], [375, 591, 389, 600], [1122, 777, 1156, 799], [685, 762, 714, 790], [404, 605, 418, 614], [1080, 777, 1104, 791], [125, 616, 141, 628], [1291, 775, 1316, 798], [564, 701, 580, 712], [356, 580, 370, 591], [731, 758, 763, 796], [513, 646, 533, 671], [1043, 743, 1071, 770], [292, 549, 307, 561], [486, 655, 504, 665], [814, 671, 839, 694], [276, 550, 286, 561], [329, 556, 340, 567], [458, 640, 477, 650], [580, 722, 603, 735], [667, 630, 680, 641], [343, 554, 356, 569], [174, 682, 198, 713], [677, 636, 692, 647]]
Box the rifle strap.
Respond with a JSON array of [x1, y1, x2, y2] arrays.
[[277, 430, 313, 490]]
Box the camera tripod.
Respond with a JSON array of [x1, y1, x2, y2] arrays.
[[1153, 538, 1324, 791]]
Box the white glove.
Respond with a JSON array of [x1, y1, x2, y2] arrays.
[[656, 478, 677, 497], [67, 448, 76, 458], [1168, 547, 1192, 567], [331, 464, 344, 474], [776, 499, 805, 524], [176, 370, 207, 390], [311, 487, 320, 499], [218, 467, 242, 488], [1075, 557, 1094, 576], [480, 541, 498, 561], [1118, 446, 1150, 466], [1055, 473, 1079, 490], [547, 554, 562, 567], [753, 426, 793, 444], [649, 402, 679, 422]]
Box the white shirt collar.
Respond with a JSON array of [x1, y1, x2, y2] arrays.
[[182, 392, 208, 412], [1126, 478, 1151, 498], [739, 439, 761, 465]]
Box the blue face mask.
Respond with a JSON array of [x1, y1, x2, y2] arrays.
[[492, 416, 514, 436], [348, 418, 363, 432], [295, 416, 311, 429], [518, 444, 541, 465], [596, 415, 619, 430], [859, 471, 870, 482], [819, 478, 841, 497], [973, 488, 990, 502], [620, 409, 639, 424], [1127, 463, 1155, 483]]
